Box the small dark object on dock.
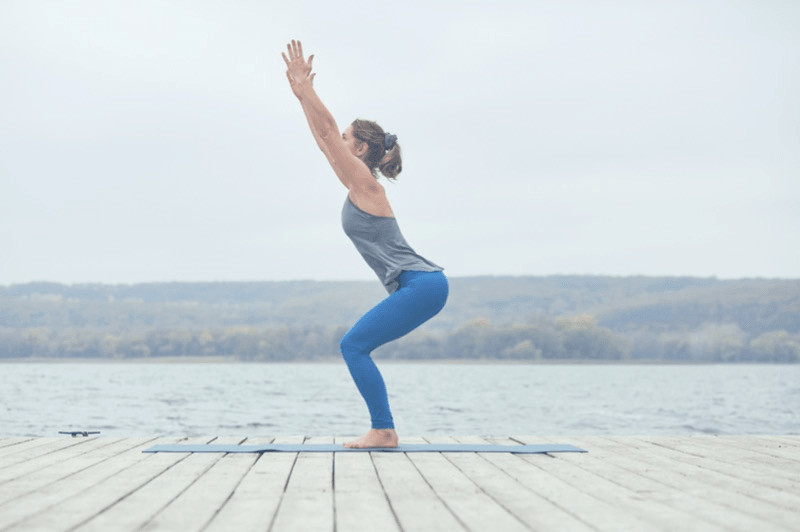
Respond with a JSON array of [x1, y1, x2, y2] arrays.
[[59, 431, 100, 437]]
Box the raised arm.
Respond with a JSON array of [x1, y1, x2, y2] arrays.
[[282, 40, 373, 190]]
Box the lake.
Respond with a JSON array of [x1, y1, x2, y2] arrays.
[[1, 362, 798, 438]]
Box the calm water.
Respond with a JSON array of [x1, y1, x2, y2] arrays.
[[1, 362, 798, 437]]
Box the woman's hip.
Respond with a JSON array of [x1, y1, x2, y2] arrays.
[[395, 270, 448, 312]]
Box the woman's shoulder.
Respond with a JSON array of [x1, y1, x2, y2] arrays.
[[348, 184, 394, 218]]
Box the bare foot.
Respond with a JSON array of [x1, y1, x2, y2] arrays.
[[344, 428, 399, 448]]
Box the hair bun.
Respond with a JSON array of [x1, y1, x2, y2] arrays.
[[384, 132, 398, 151]]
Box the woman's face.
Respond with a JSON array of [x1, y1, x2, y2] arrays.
[[342, 125, 363, 158]]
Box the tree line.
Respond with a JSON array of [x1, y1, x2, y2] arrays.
[[1, 276, 798, 362]]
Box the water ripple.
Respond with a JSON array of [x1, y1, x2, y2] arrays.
[[1, 362, 798, 437]]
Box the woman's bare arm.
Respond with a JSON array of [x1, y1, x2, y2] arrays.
[[283, 40, 373, 191], [290, 74, 332, 159]]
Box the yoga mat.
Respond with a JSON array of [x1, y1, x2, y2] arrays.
[[143, 443, 586, 454]]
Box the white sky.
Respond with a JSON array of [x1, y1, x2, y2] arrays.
[[1, 0, 798, 284]]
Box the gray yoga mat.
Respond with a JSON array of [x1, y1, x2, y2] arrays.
[[142, 443, 586, 454]]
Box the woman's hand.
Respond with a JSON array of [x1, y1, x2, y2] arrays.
[[282, 39, 315, 99]]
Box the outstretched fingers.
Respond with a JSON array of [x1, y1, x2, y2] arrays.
[[290, 39, 304, 61], [283, 40, 308, 62], [282, 39, 313, 88]]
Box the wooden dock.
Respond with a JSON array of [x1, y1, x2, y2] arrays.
[[0, 435, 798, 531]]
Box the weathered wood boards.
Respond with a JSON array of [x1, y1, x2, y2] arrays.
[[0, 436, 797, 531]]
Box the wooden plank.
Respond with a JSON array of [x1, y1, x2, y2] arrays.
[[0, 437, 182, 531], [448, 435, 593, 531], [767, 435, 800, 446], [633, 435, 800, 494], [8, 437, 212, 531], [483, 436, 660, 531], [139, 437, 258, 531], [0, 438, 126, 487], [580, 436, 799, 531], [632, 437, 800, 513], [0, 438, 154, 507], [0, 439, 35, 450], [332, 436, 400, 532], [371, 439, 466, 532], [72, 437, 241, 532], [0, 437, 97, 470], [2, 435, 797, 532], [636, 436, 800, 489], [753, 435, 800, 448], [559, 436, 748, 531], [269, 436, 335, 532], [700, 436, 800, 463], [204, 436, 301, 532], [0, 438, 64, 458], [511, 435, 719, 532], [403, 436, 529, 531]]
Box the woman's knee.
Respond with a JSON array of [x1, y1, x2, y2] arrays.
[[339, 332, 363, 362]]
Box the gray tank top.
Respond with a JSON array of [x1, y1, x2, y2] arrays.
[[342, 196, 443, 293]]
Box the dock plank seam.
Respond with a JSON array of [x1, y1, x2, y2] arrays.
[[632, 437, 800, 507], [439, 455, 535, 531], [0, 438, 99, 471], [512, 452, 662, 531], [472, 453, 596, 530], [67, 456, 197, 530], [516, 455, 678, 531], [484, 437, 619, 530], [636, 436, 800, 489], [1, 438, 192, 531], [62, 437, 213, 531], [753, 435, 800, 448], [0, 439, 35, 451], [200, 437, 275, 532], [621, 436, 800, 486], [0, 437, 159, 508], [368, 452, 403, 532], [268, 436, 335, 531], [471, 450, 599, 531], [370, 448, 467, 531], [405, 440, 532, 532], [403, 451, 471, 531], [583, 437, 798, 530], [265, 449, 301, 532], [330, 441, 337, 532], [696, 436, 800, 463], [426, 437, 533, 531], [202, 437, 298, 532], [137, 436, 248, 531], [546, 437, 733, 531], [624, 436, 796, 482], [3, 436, 797, 532], [460, 436, 624, 530], [509, 454, 614, 530], [0, 437, 123, 486]]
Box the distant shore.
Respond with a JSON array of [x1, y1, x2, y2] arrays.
[[0, 357, 789, 365], [4, 277, 798, 363]]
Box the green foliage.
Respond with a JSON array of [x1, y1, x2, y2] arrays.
[[1, 276, 798, 362]]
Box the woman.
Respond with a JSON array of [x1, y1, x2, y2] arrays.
[[282, 39, 448, 448]]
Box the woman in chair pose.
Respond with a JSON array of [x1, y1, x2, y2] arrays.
[[282, 39, 448, 448]]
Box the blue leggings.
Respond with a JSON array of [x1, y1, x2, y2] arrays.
[[340, 270, 448, 429]]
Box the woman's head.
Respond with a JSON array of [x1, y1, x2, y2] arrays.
[[347, 119, 402, 180]]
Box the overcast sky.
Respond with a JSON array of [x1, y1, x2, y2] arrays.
[[1, 0, 798, 285]]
